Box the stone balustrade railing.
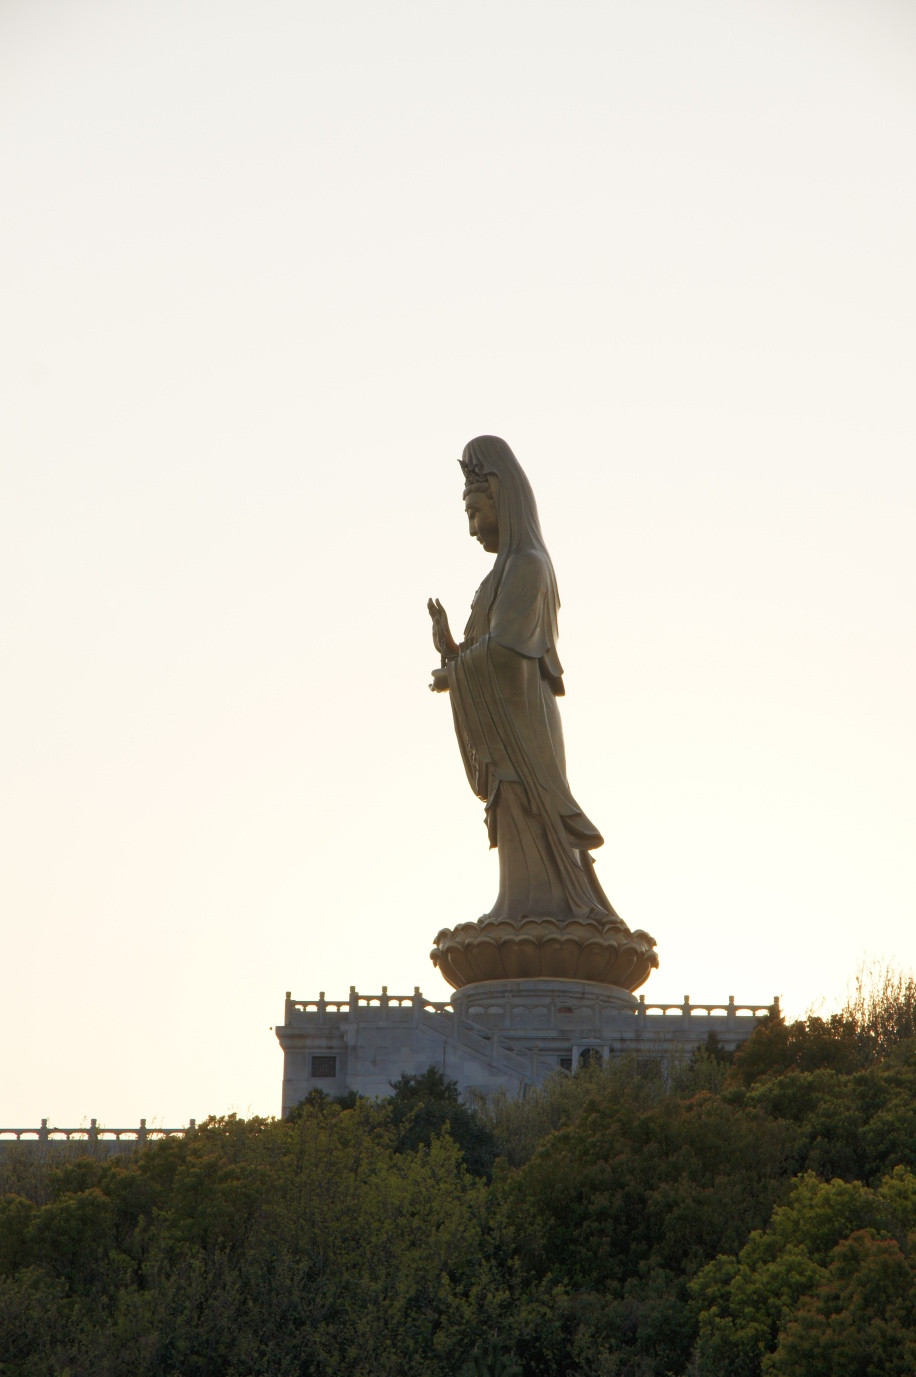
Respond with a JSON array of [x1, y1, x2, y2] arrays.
[[637, 995, 780, 1018], [0, 1118, 196, 1144], [284, 987, 451, 1021], [284, 989, 779, 1023]]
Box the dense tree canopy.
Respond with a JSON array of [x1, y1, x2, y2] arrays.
[[1, 971, 914, 1376]]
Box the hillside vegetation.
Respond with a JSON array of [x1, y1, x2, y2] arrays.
[[1, 967, 914, 1377]]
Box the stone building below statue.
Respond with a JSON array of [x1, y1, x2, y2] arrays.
[[275, 980, 777, 1116]]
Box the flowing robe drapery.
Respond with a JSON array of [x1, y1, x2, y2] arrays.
[[447, 547, 615, 924]]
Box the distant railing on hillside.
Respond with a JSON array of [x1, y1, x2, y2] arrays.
[[0, 1118, 196, 1145]]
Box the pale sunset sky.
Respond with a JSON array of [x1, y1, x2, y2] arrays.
[[1, 0, 914, 1126]]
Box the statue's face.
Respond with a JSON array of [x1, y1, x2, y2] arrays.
[[465, 491, 499, 553]]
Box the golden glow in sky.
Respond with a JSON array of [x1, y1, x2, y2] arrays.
[[1, 0, 914, 1125]]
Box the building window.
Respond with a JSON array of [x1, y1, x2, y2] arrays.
[[559, 1055, 572, 1071], [311, 1055, 337, 1078], [578, 1047, 603, 1069]]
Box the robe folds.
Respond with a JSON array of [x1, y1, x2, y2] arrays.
[[447, 547, 615, 925]]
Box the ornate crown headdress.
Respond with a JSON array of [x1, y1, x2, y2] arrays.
[[459, 450, 492, 498]]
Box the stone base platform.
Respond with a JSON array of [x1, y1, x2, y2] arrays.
[[275, 980, 779, 1116]]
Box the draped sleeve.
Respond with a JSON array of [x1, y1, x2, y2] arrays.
[[489, 549, 564, 691]]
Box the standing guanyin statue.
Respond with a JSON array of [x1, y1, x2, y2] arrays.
[[427, 435, 658, 992]]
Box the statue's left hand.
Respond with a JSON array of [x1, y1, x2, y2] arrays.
[[429, 667, 450, 693]]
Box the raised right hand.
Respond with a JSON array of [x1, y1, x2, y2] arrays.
[[427, 597, 459, 658]]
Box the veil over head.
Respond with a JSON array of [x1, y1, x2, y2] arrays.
[[460, 435, 564, 690], [461, 435, 547, 553]]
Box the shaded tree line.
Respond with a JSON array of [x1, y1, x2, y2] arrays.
[[1, 967, 914, 1376]]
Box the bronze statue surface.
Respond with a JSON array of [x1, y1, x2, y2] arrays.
[[428, 435, 657, 992]]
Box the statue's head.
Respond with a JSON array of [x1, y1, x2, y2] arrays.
[[464, 484, 500, 553], [461, 437, 503, 553], [460, 440, 499, 551], [459, 435, 545, 561]]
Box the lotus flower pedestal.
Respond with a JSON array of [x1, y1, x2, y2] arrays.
[[430, 912, 659, 992]]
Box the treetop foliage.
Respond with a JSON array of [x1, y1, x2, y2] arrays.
[[1, 963, 913, 1375]]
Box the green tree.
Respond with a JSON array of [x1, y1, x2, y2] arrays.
[[0, 1108, 491, 1377], [734, 1053, 916, 1184], [841, 960, 916, 1065], [768, 1229, 916, 1376], [470, 1057, 667, 1169], [459, 1340, 522, 1376], [489, 1083, 793, 1375], [727, 1012, 860, 1088], [691, 1167, 916, 1377], [387, 1067, 497, 1178]]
